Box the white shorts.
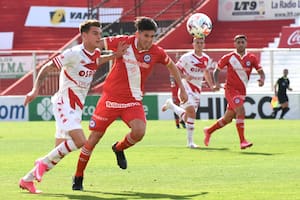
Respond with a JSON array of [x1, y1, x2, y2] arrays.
[[51, 94, 83, 139], [179, 79, 201, 111]]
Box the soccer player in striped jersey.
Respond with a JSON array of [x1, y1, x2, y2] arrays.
[[162, 37, 215, 148], [72, 16, 188, 190], [19, 20, 127, 194], [203, 34, 265, 149]]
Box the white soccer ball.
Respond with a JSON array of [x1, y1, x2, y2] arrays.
[[186, 13, 212, 38]]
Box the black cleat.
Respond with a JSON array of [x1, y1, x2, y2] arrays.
[[180, 120, 186, 129], [112, 142, 127, 169], [72, 176, 83, 191]]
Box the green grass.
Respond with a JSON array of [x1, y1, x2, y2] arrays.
[[0, 120, 299, 200]]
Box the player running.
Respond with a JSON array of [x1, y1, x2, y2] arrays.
[[203, 34, 265, 149], [19, 20, 127, 194], [72, 16, 188, 190]]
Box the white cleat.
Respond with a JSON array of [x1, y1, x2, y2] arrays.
[[161, 98, 173, 112], [187, 143, 200, 149]]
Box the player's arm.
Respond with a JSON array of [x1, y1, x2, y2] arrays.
[[98, 41, 129, 65], [274, 79, 278, 96], [257, 69, 265, 87], [212, 67, 221, 90], [203, 69, 216, 91], [166, 60, 188, 103], [24, 61, 57, 106]]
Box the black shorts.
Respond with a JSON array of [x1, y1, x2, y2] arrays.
[[278, 94, 288, 104]]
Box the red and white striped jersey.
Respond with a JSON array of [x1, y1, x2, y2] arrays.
[[176, 51, 211, 92], [52, 44, 101, 110], [102, 35, 171, 102], [217, 51, 262, 94]]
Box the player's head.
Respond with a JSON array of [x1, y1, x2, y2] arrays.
[[283, 68, 288, 77], [79, 20, 102, 50], [192, 37, 205, 52], [234, 34, 247, 53], [134, 16, 158, 50]]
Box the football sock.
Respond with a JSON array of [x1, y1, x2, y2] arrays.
[[272, 107, 281, 118], [75, 142, 94, 177], [174, 113, 180, 128], [235, 115, 245, 143], [42, 140, 78, 170], [116, 132, 139, 151], [186, 117, 195, 145], [22, 168, 35, 182], [207, 117, 228, 134], [280, 107, 290, 119], [168, 101, 185, 120]]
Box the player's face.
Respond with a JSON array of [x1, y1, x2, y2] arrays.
[[234, 38, 247, 53], [283, 69, 288, 77], [83, 26, 102, 51], [193, 38, 205, 51], [136, 30, 155, 50]]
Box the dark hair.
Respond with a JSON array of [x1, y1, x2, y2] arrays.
[[234, 34, 247, 41], [79, 20, 101, 33], [134, 16, 158, 32]]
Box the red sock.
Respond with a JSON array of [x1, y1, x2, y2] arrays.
[[236, 115, 245, 143], [116, 132, 138, 151], [75, 142, 94, 177], [208, 118, 227, 134]]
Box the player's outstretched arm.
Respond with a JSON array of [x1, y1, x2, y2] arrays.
[[24, 61, 57, 106], [98, 41, 129, 65], [212, 68, 221, 90], [257, 69, 265, 87]]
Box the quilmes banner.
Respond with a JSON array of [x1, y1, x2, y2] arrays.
[[28, 95, 158, 121]]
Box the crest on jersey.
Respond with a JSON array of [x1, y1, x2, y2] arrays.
[[246, 61, 251, 67], [143, 54, 151, 63], [234, 97, 241, 104], [89, 119, 96, 128]]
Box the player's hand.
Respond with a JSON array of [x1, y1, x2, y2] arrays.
[[179, 89, 188, 104], [24, 88, 39, 106], [257, 79, 264, 87], [114, 41, 129, 58], [211, 85, 220, 92]]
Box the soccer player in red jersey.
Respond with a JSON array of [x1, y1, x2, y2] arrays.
[[72, 16, 188, 190], [18, 20, 126, 194], [203, 34, 265, 149]]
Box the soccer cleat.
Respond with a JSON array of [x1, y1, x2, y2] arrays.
[[19, 178, 42, 194], [161, 98, 173, 112], [112, 142, 127, 169], [180, 120, 186, 129], [187, 143, 200, 149], [203, 127, 211, 146], [72, 176, 83, 191], [240, 141, 253, 149], [33, 159, 48, 182]]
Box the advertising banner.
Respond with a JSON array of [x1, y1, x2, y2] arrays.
[[218, 0, 300, 21], [0, 56, 34, 78], [0, 96, 28, 121], [25, 6, 123, 28], [278, 26, 300, 47]]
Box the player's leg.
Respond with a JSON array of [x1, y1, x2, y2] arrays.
[[174, 113, 180, 128], [279, 96, 290, 119], [162, 98, 186, 119], [203, 109, 234, 146], [185, 105, 198, 148]]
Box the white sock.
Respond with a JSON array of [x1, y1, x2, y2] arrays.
[[168, 101, 186, 119], [41, 140, 78, 170], [22, 168, 35, 182], [186, 117, 195, 145]]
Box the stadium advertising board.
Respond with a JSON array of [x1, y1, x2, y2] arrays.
[[0, 56, 33, 78], [27, 95, 158, 121], [158, 93, 300, 120], [218, 0, 300, 21], [278, 26, 300, 47], [25, 6, 123, 28], [0, 96, 27, 121]]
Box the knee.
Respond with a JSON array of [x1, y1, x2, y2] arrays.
[[131, 127, 146, 142], [74, 137, 86, 148]]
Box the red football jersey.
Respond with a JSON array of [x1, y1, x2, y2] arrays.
[[217, 51, 262, 94], [102, 35, 171, 102]]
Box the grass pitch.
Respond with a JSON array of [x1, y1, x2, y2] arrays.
[[0, 120, 299, 200]]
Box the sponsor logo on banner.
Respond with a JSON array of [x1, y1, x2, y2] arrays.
[[278, 26, 300, 47], [25, 6, 123, 28], [0, 96, 27, 121]]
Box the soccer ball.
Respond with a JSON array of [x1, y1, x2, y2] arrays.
[[186, 13, 212, 38]]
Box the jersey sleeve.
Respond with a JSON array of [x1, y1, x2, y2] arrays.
[[251, 54, 263, 71], [157, 46, 171, 66], [52, 48, 75, 70], [103, 35, 129, 51], [217, 54, 229, 70]]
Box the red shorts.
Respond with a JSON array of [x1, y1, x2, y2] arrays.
[[225, 88, 245, 111], [89, 94, 146, 132]]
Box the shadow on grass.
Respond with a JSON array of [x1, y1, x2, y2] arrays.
[[200, 147, 229, 151], [42, 191, 208, 199], [240, 151, 276, 156]]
